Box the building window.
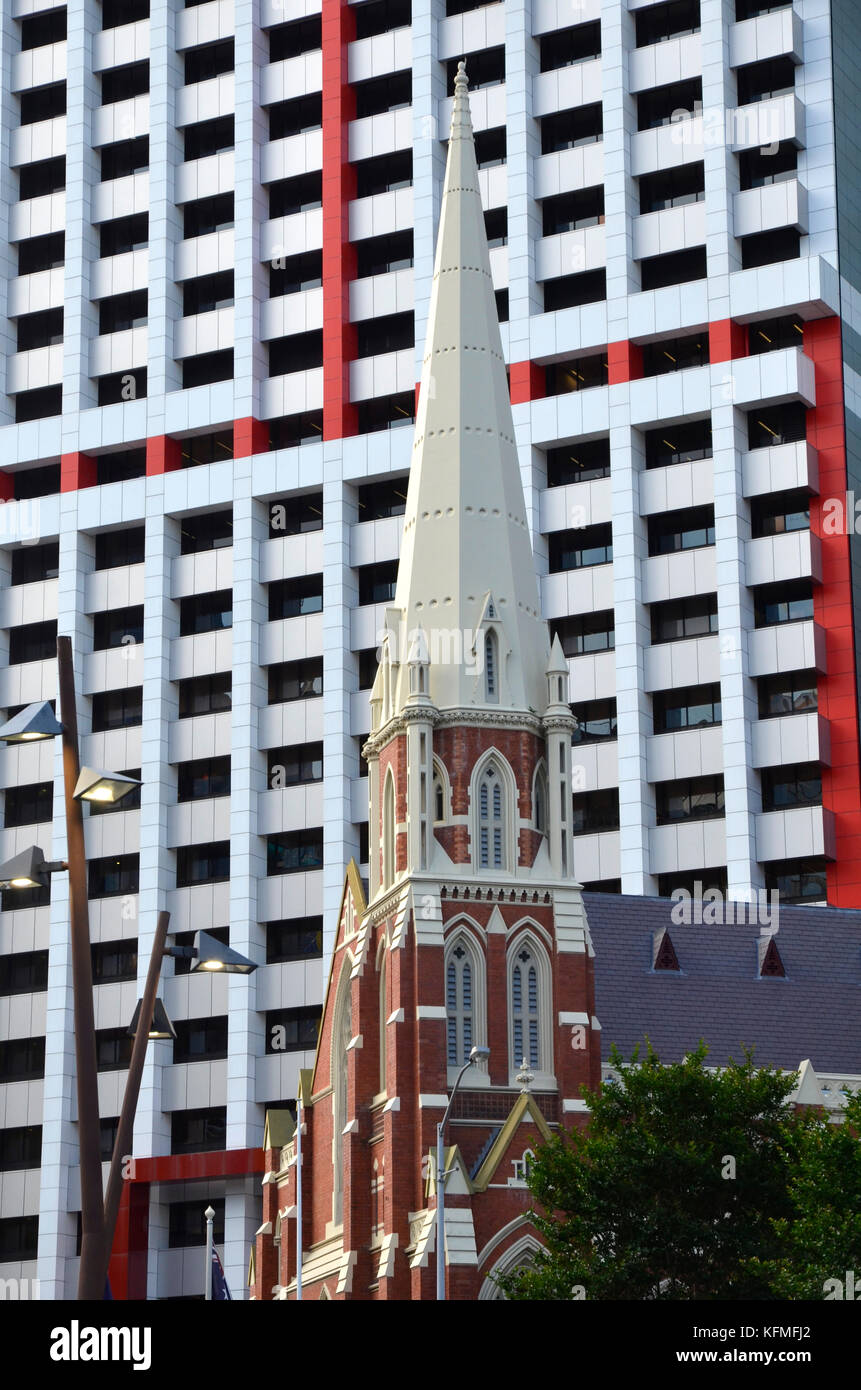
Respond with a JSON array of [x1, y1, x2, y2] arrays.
[[748, 316, 804, 355], [638, 78, 701, 131], [653, 684, 722, 733], [13, 465, 61, 501], [753, 580, 814, 628], [182, 350, 234, 389], [353, 70, 411, 120], [641, 246, 707, 291], [757, 671, 817, 719], [541, 103, 602, 153], [751, 489, 809, 538], [179, 434, 234, 469], [96, 448, 147, 484], [0, 1038, 45, 1082], [183, 116, 234, 161], [101, 61, 149, 104], [269, 92, 322, 141], [738, 141, 797, 190], [0, 1216, 38, 1262], [358, 562, 398, 606], [4, 781, 52, 827], [657, 868, 727, 899], [551, 611, 615, 656], [357, 479, 407, 521], [571, 788, 620, 835], [354, 149, 412, 199], [651, 594, 718, 644], [267, 829, 324, 876], [93, 605, 144, 651], [642, 334, 709, 376], [8, 620, 57, 664], [761, 762, 822, 813], [476, 763, 508, 870], [267, 743, 323, 788], [94, 528, 145, 570], [355, 231, 413, 279], [571, 698, 618, 744], [266, 918, 323, 964], [533, 765, 548, 835], [184, 194, 234, 239], [269, 492, 323, 536], [747, 403, 807, 450], [18, 231, 65, 275], [267, 658, 323, 704], [764, 857, 826, 905], [173, 1016, 228, 1064], [96, 1027, 134, 1072], [356, 392, 415, 434], [446, 47, 504, 91], [382, 774, 395, 889], [183, 272, 234, 316], [177, 757, 231, 801], [99, 214, 148, 259], [655, 775, 725, 825], [268, 330, 323, 376], [177, 674, 231, 717], [268, 171, 322, 219], [508, 939, 549, 1073], [644, 419, 712, 469], [169, 1199, 225, 1249], [0, 950, 48, 996], [485, 630, 498, 701], [270, 250, 323, 296], [102, 0, 148, 26], [21, 8, 67, 47], [171, 1108, 227, 1155], [539, 21, 601, 70], [268, 575, 323, 621], [736, 56, 795, 106], [100, 136, 149, 181], [20, 81, 66, 125], [543, 269, 606, 312], [639, 162, 704, 213], [179, 590, 232, 636], [445, 940, 476, 1066], [636, 0, 700, 46], [89, 854, 139, 898], [176, 842, 230, 887], [355, 312, 414, 359], [542, 187, 604, 238], [741, 228, 800, 270], [648, 506, 715, 555], [379, 950, 388, 1092], [91, 940, 138, 984], [179, 511, 232, 555], [269, 13, 322, 59], [546, 439, 610, 485], [265, 1006, 322, 1054], [0, 1125, 42, 1172], [549, 523, 613, 571], [0, 882, 50, 913], [184, 39, 234, 84]]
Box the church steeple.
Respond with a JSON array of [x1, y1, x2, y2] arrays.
[[381, 63, 552, 725]]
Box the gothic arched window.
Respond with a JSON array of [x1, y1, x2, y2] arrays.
[[510, 943, 544, 1071], [382, 771, 395, 889], [534, 764, 548, 836], [446, 943, 474, 1066], [478, 763, 506, 870], [332, 965, 352, 1225], [485, 630, 498, 702], [378, 949, 388, 1095]]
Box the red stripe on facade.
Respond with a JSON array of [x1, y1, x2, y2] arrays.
[[61, 452, 96, 491], [805, 317, 861, 907], [233, 416, 270, 458], [146, 435, 182, 475], [709, 317, 748, 364], [321, 0, 357, 441], [509, 360, 546, 404]]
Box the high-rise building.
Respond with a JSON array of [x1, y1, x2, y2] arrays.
[[0, 0, 859, 1300]]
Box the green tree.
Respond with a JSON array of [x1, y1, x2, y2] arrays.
[[499, 1041, 800, 1300]]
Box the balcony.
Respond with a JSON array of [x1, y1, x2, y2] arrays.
[[175, 150, 235, 204], [641, 546, 717, 606], [91, 248, 149, 301], [348, 186, 413, 243], [644, 633, 721, 693], [752, 711, 830, 770], [541, 564, 614, 620], [647, 725, 724, 783], [89, 326, 148, 379], [350, 268, 413, 324], [755, 804, 835, 863], [261, 366, 324, 420], [628, 33, 701, 96], [639, 458, 713, 517], [92, 95, 149, 149], [734, 178, 807, 239], [742, 439, 818, 499], [176, 74, 235, 129], [533, 57, 602, 117], [536, 224, 605, 282], [650, 817, 727, 876], [729, 6, 803, 69], [348, 28, 411, 85], [632, 200, 706, 261], [348, 107, 412, 165], [747, 618, 826, 678], [349, 348, 414, 403], [745, 529, 821, 589], [729, 93, 804, 153], [7, 266, 64, 318], [438, 3, 506, 60], [92, 18, 150, 73], [92, 171, 149, 225]]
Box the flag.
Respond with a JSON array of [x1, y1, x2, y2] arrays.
[[211, 1247, 232, 1301]]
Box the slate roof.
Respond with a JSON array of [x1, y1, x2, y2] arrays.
[[584, 892, 861, 1075]]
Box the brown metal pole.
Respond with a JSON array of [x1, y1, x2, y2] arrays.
[[57, 635, 105, 1300], [99, 910, 170, 1292]]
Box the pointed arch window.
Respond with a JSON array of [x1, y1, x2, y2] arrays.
[[534, 764, 548, 836], [446, 944, 474, 1065], [433, 775, 444, 822], [332, 967, 352, 1225], [485, 630, 498, 702], [378, 949, 388, 1094], [511, 945, 542, 1070], [478, 763, 506, 869], [382, 772, 395, 889]]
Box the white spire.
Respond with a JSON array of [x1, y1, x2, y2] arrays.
[[385, 62, 552, 722]]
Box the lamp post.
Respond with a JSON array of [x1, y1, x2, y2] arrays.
[[204, 1206, 215, 1301], [435, 1044, 490, 1301]]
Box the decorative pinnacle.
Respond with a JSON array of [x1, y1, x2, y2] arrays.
[[451, 59, 472, 139], [516, 1058, 534, 1093]]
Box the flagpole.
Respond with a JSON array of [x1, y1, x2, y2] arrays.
[[295, 1095, 303, 1301], [204, 1205, 214, 1301]]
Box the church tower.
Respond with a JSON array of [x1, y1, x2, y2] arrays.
[[253, 66, 601, 1302]]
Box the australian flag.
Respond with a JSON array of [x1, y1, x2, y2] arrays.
[[211, 1248, 232, 1301]]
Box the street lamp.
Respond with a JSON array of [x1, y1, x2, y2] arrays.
[[0, 845, 67, 889], [74, 767, 142, 805], [127, 997, 176, 1041], [0, 699, 63, 742], [436, 1044, 490, 1301]]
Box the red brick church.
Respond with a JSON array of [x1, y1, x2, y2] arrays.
[[251, 65, 602, 1300]]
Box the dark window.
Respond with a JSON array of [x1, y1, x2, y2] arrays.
[[97, 369, 147, 406], [96, 448, 147, 483], [179, 590, 232, 636], [571, 788, 619, 835], [102, 0, 149, 25], [484, 208, 508, 247], [182, 272, 234, 316], [183, 194, 234, 239], [358, 561, 398, 605], [356, 312, 414, 358], [267, 829, 324, 875], [355, 231, 413, 279], [0, 1125, 42, 1172], [168, 1199, 225, 1249], [268, 657, 323, 704], [10, 541, 60, 584], [657, 868, 728, 898], [738, 141, 797, 190], [15, 385, 62, 423], [179, 430, 234, 468], [87, 768, 140, 816], [636, 0, 700, 46], [268, 172, 322, 219], [270, 250, 323, 296], [545, 355, 609, 395], [758, 670, 817, 719], [542, 187, 604, 237], [91, 940, 138, 984], [17, 308, 63, 351], [89, 854, 139, 898], [751, 489, 809, 538], [269, 93, 322, 141], [21, 9, 67, 48], [182, 350, 233, 389], [177, 673, 232, 717], [544, 269, 606, 312], [357, 478, 408, 520], [184, 40, 234, 84], [474, 127, 506, 168], [644, 419, 712, 469], [92, 687, 143, 731], [737, 56, 795, 106], [4, 782, 52, 827], [19, 156, 65, 199], [747, 403, 806, 449], [17, 231, 65, 275], [100, 1118, 120, 1162], [762, 761, 821, 812], [269, 15, 321, 61], [0, 1216, 38, 1261], [177, 757, 231, 801], [748, 315, 804, 355], [642, 334, 709, 376], [637, 78, 701, 131], [173, 1016, 228, 1064], [753, 579, 814, 628], [358, 649, 378, 689], [101, 61, 149, 104], [268, 412, 323, 449], [639, 163, 705, 214], [741, 228, 800, 270], [176, 842, 230, 887], [651, 594, 718, 643], [96, 1027, 134, 1072], [764, 856, 826, 904], [20, 81, 66, 125], [551, 611, 615, 656], [100, 137, 149, 181], [648, 505, 715, 555], [268, 574, 323, 621], [354, 150, 413, 199], [180, 510, 232, 553], [9, 620, 58, 665], [93, 605, 144, 650], [265, 1005, 322, 1053], [571, 698, 617, 744], [13, 463, 60, 499], [95, 527, 145, 569], [0, 949, 48, 996], [581, 879, 622, 895], [171, 1107, 226, 1155], [549, 523, 613, 571], [446, 48, 504, 91], [0, 1037, 45, 1081], [353, 0, 410, 40], [541, 104, 602, 154], [540, 21, 601, 71], [656, 774, 725, 824], [641, 246, 707, 291], [354, 70, 411, 120], [356, 392, 415, 434], [267, 743, 323, 788], [99, 214, 149, 259], [171, 926, 228, 977], [268, 330, 323, 376], [269, 493, 323, 536], [653, 683, 722, 733], [266, 917, 324, 964], [183, 117, 234, 161]]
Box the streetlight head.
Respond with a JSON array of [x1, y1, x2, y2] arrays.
[[469, 1045, 491, 1064], [74, 766, 142, 805], [192, 930, 257, 975], [127, 997, 176, 1041], [0, 700, 63, 744], [0, 845, 62, 890]]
